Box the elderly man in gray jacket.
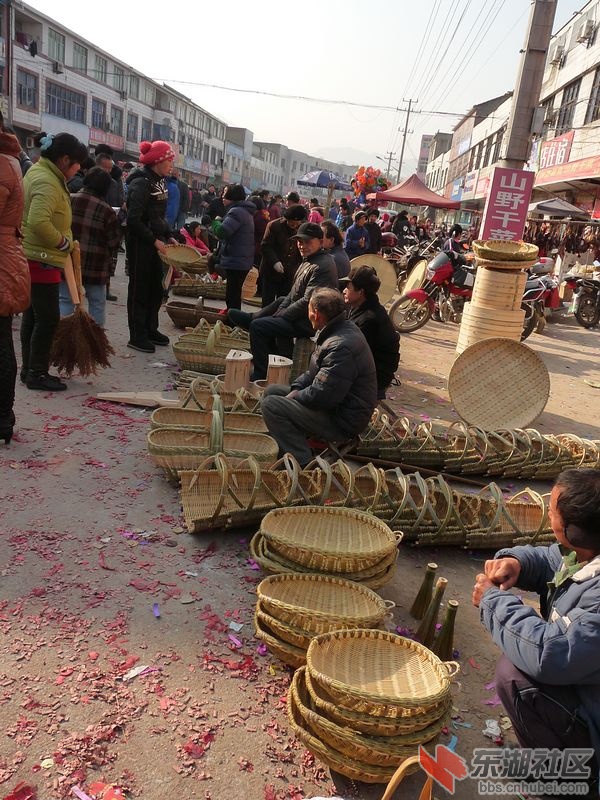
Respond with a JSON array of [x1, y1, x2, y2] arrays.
[[261, 288, 377, 467]]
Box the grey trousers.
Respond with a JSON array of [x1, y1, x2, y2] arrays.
[[261, 384, 349, 467]]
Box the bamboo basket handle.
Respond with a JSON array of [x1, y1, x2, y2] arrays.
[[383, 599, 396, 610], [443, 661, 461, 678], [208, 410, 224, 454], [233, 456, 262, 511], [353, 462, 384, 511], [380, 756, 433, 800], [188, 453, 218, 490], [329, 458, 354, 506], [212, 395, 224, 422], [215, 453, 246, 511], [213, 319, 223, 341], [477, 482, 505, 533], [393, 531, 404, 545]]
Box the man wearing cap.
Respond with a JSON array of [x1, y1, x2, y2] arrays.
[[125, 140, 175, 353], [259, 204, 308, 307], [261, 288, 377, 467], [228, 222, 337, 380], [342, 266, 400, 400]]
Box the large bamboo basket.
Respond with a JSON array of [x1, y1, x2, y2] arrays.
[[159, 244, 208, 273], [173, 330, 250, 374], [150, 405, 266, 434], [472, 239, 538, 263], [254, 608, 306, 668], [256, 573, 393, 634], [172, 276, 227, 299], [182, 318, 249, 347], [471, 268, 527, 312], [306, 629, 458, 716], [260, 506, 400, 574], [255, 602, 314, 650]]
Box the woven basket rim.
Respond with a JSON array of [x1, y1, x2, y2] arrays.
[[159, 243, 207, 266], [254, 612, 306, 668], [472, 239, 538, 262], [306, 629, 455, 708]]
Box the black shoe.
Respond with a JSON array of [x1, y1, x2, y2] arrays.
[[0, 411, 15, 444], [127, 340, 155, 353], [106, 293, 118, 302], [148, 331, 169, 346], [25, 372, 67, 391], [20, 369, 27, 384]]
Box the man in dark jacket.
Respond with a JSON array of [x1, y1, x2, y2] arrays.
[[365, 209, 383, 254], [212, 184, 255, 310], [391, 209, 412, 245], [207, 188, 226, 220], [125, 140, 175, 352], [259, 204, 308, 306], [228, 222, 338, 380], [261, 288, 377, 466], [342, 266, 399, 399]]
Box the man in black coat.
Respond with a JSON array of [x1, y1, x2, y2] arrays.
[[259, 203, 308, 307], [262, 288, 377, 466], [228, 222, 338, 380], [342, 265, 400, 399], [364, 209, 383, 254]]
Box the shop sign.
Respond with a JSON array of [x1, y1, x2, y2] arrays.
[[201, 161, 210, 176], [481, 167, 534, 241], [536, 153, 600, 186], [451, 178, 463, 201], [461, 171, 478, 199], [184, 156, 203, 173], [89, 128, 124, 150], [539, 130, 574, 171]]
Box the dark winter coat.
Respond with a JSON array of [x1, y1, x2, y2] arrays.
[[260, 217, 303, 286], [348, 294, 399, 394], [208, 195, 226, 219], [292, 313, 377, 437], [392, 213, 412, 243], [217, 199, 256, 271], [106, 165, 124, 208], [125, 166, 170, 247], [329, 244, 351, 279], [253, 209, 270, 262], [365, 221, 382, 254]]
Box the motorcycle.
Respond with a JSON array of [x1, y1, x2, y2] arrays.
[[562, 273, 600, 328], [389, 251, 476, 333], [520, 258, 560, 340], [383, 234, 444, 293]]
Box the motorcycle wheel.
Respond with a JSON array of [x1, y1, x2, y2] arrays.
[[389, 294, 432, 333], [521, 302, 537, 341], [575, 295, 600, 328]]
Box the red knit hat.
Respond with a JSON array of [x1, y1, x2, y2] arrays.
[[139, 140, 175, 165]]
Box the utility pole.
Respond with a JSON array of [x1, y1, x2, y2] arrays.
[[500, 0, 558, 169], [385, 150, 396, 180], [397, 98, 417, 184]]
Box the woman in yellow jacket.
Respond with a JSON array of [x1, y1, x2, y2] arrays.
[[20, 131, 87, 391]]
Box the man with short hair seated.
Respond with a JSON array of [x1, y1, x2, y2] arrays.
[[341, 265, 400, 400], [261, 288, 377, 467]]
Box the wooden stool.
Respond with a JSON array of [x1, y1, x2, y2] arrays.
[[224, 349, 252, 391], [266, 354, 293, 386], [291, 337, 315, 382]]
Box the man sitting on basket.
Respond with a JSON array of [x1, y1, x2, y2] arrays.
[[261, 288, 377, 467]]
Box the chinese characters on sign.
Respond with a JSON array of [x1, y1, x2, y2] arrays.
[[539, 130, 574, 170], [480, 167, 535, 241]]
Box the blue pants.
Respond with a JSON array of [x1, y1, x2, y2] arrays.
[[59, 281, 107, 327]]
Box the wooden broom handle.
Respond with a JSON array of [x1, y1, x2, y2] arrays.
[[63, 242, 82, 306], [380, 756, 433, 800]]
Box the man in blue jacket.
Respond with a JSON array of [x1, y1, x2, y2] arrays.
[[473, 468, 600, 795]]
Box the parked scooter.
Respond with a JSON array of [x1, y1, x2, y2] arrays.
[[563, 272, 600, 328], [521, 258, 560, 340]]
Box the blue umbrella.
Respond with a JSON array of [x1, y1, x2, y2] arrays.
[[297, 170, 352, 191]]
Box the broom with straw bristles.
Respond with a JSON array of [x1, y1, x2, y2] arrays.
[[51, 242, 115, 377]]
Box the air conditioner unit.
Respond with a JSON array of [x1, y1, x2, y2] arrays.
[[577, 19, 595, 42], [52, 60, 64, 74], [119, 90, 127, 101]]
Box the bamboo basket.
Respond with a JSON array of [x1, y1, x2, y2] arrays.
[[179, 377, 262, 413], [254, 608, 306, 668], [306, 629, 458, 716], [172, 276, 227, 299], [150, 405, 266, 434], [173, 331, 250, 374], [159, 244, 208, 273], [255, 602, 314, 650], [147, 414, 278, 482], [305, 667, 452, 737], [256, 573, 393, 634], [165, 301, 204, 329], [471, 268, 527, 311], [472, 239, 538, 262], [260, 506, 400, 573]]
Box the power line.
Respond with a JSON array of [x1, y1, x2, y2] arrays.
[[411, 0, 462, 103]]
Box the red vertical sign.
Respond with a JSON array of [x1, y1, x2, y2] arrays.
[[480, 167, 535, 241]]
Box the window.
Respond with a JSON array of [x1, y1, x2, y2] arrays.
[[48, 28, 65, 63], [141, 117, 152, 141], [110, 106, 123, 136], [92, 98, 106, 129], [492, 128, 505, 163], [17, 69, 38, 110], [126, 112, 138, 142], [556, 78, 581, 135], [129, 75, 140, 100], [94, 54, 107, 83], [144, 83, 155, 105], [72, 43, 88, 74], [541, 96, 556, 137], [203, 144, 210, 162], [483, 135, 495, 168], [46, 82, 85, 123], [585, 67, 600, 124], [113, 65, 125, 93]]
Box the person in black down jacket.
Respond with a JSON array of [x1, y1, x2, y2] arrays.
[[125, 140, 175, 353], [342, 265, 399, 399], [259, 203, 308, 307], [228, 222, 338, 380], [262, 288, 377, 466], [212, 184, 255, 310]]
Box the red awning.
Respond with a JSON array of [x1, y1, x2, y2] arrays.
[[366, 173, 461, 209]]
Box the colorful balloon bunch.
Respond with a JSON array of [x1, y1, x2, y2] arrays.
[[353, 166, 390, 195]]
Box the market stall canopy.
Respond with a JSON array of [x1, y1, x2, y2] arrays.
[[297, 170, 352, 191], [366, 173, 461, 208], [528, 197, 591, 219]]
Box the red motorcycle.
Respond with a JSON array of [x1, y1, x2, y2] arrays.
[[389, 251, 475, 333]]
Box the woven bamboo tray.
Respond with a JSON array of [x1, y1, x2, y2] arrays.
[[150, 406, 266, 433], [449, 338, 550, 430], [255, 602, 313, 650], [307, 629, 458, 716], [350, 254, 398, 306], [256, 573, 393, 634], [260, 506, 400, 573], [287, 684, 401, 784], [471, 269, 527, 312], [472, 239, 538, 262], [159, 244, 208, 270], [254, 609, 306, 668], [305, 667, 452, 737]]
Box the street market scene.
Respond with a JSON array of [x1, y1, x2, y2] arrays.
[[1, 1, 600, 799]]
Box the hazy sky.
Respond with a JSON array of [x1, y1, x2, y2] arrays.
[[26, 0, 584, 173]]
